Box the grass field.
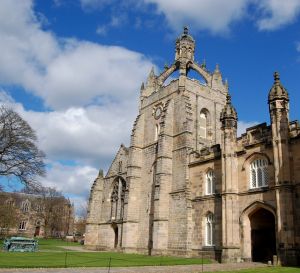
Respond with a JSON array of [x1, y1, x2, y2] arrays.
[[0, 238, 80, 252], [0, 239, 209, 268], [0, 251, 209, 268], [0, 239, 299, 271], [37, 238, 81, 251]]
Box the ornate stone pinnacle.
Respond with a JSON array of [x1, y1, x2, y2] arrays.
[[226, 93, 231, 104], [183, 26, 188, 35], [274, 71, 280, 84]]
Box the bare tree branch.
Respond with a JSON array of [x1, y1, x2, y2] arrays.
[[0, 106, 46, 189]]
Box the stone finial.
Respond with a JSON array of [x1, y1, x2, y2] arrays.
[[226, 93, 231, 103], [214, 63, 220, 73], [225, 79, 229, 90], [98, 169, 104, 177], [145, 67, 156, 88], [274, 71, 280, 84], [140, 82, 145, 90], [183, 26, 189, 35], [148, 67, 155, 78], [268, 71, 289, 102], [175, 26, 195, 65], [220, 92, 238, 129]]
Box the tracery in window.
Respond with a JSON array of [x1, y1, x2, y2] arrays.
[[19, 221, 27, 230], [205, 213, 214, 246], [206, 170, 215, 195], [250, 159, 268, 189], [6, 199, 14, 207], [36, 204, 43, 212], [21, 201, 30, 212], [110, 177, 127, 221]]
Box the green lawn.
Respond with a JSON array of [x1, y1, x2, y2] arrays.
[[1, 238, 81, 252], [37, 238, 81, 251], [0, 251, 209, 268], [0, 239, 209, 268], [1, 239, 298, 271]]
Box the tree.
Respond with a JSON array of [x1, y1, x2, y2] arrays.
[[0, 106, 45, 189], [75, 199, 88, 236], [0, 194, 17, 237], [24, 186, 73, 238]]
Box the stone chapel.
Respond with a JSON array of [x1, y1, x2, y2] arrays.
[[85, 27, 300, 265]]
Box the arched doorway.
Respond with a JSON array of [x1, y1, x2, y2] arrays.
[[34, 221, 41, 237], [250, 208, 276, 262]]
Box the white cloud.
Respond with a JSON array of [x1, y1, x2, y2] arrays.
[[140, 0, 300, 34], [0, 91, 135, 169], [96, 14, 128, 36], [41, 162, 97, 197], [255, 0, 300, 30], [143, 0, 249, 34], [0, 0, 156, 205], [0, 0, 153, 110], [40, 42, 152, 109], [0, 91, 135, 204], [96, 25, 107, 35]]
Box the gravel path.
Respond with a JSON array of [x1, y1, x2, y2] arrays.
[[0, 262, 268, 273]]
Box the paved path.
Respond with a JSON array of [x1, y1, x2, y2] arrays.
[[0, 262, 268, 273], [57, 246, 98, 252]]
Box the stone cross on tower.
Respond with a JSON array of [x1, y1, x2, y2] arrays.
[[175, 26, 195, 75]]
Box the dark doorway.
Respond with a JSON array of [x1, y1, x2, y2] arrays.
[[34, 226, 40, 237], [250, 208, 276, 262], [112, 224, 118, 248]]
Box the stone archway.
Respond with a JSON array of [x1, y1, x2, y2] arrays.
[[240, 202, 277, 262], [250, 208, 276, 262]]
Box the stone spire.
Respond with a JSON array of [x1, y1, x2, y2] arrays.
[[268, 72, 289, 102], [175, 26, 195, 75], [220, 93, 238, 129]]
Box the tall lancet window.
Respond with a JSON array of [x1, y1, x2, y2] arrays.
[[206, 170, 215, 195], [205, 213, 214, 246], [199, 109, 210, 139], [155, 124, 160, 141], [250, 159, 268, 189], [111, 177, 126, 221]]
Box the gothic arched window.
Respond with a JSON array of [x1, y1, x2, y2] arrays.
[[250, 159, 268, 189], [19, 221, 27, 230], [111, 177, 127, 221], [199, 109, 210, 139], [199, 112, 207, 138], [206, 170, 215, 195], [21, 201, 30, 213], [205, 213, 214, 246]]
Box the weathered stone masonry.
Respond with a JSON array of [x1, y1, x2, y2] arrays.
[[85, 27, 300, 265]]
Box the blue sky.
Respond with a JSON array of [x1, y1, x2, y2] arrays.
[[1, 0, 300, 209]]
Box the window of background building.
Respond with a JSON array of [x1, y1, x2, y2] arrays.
[[19, 221, 27, 230], [21, 201, 30, 212]]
